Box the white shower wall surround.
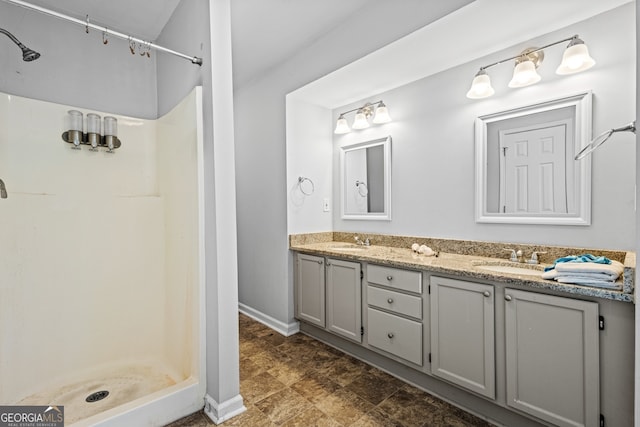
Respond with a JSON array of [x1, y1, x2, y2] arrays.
[[0, 88, 205, 426]]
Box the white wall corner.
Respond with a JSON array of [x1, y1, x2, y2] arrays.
[[239, 303, 300, 336], [204, 394, 246, 425]]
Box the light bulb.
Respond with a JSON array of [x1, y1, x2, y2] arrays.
[[372, 102, 391, 124], [334, 115, 351, 134], [508, 60, 541, 88], [352, 110, 370, 129], [556, 40, 595, 75], [466, 69, 495, 99]]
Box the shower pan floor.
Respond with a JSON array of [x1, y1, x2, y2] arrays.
[[17, 363, 178, 425]]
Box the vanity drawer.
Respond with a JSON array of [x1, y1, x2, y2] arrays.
[[367, 264, 422, 294], [367, 307, 422, 366], [367, 286, 422, 319]]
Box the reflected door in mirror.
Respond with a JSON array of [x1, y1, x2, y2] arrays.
[[475, 92, 591, 225], [500, 121, 569, 214]]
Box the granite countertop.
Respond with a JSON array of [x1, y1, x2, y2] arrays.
[[290, 240, 634, 303]]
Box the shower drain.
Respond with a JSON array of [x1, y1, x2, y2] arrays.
[[85, 390, 109, 403]]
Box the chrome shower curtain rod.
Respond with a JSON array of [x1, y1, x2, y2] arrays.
[[2, 0, 203, 65]]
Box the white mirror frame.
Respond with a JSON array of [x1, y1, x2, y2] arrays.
[[475, 91, 592, 225], [340, 136, 392, 220]]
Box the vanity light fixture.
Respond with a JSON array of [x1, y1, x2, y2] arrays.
[[466, 35, 595, 99], [334, 100, 391, 134]]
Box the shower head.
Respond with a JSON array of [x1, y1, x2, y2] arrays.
[[0, 27, 40, 62], [21, 46, 40, 61]]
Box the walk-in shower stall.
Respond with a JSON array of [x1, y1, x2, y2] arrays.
[[0, 87, 205, 426]]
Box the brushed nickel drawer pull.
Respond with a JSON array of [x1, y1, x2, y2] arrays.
[[386, 275, 393, 281], [387, 298, 394, 304], [483, 291, 491, 297], [387, 332, 394, 339], [505, 295, 513, 301], [317, 260, 323, 265]]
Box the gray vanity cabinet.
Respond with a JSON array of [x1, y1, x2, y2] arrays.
[[430, 276, 495, 399], [293, 246, 631, 427], [295, 253, 362, 343], [295, 253, 326, 327], [504, 288, 599, 427], [366, 264, 423, 366], [326, 258, 362, 343]]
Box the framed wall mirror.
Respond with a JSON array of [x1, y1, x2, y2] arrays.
[[341, 136, 391, 220], [475, 92, 592, 225]]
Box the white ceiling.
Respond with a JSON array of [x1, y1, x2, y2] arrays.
[[229, 0, 371, 89]]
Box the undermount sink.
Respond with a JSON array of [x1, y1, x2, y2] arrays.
[[327, 243, 369, 251], [472, 261, 544, 277]]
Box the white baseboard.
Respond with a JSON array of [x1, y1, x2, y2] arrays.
[[203, 394, 246, 425], [238, 303, 300, 336]]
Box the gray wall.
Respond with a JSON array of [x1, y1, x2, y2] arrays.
[[156, 1, 207, 117], [0, 2, 157, 118], [0, 0, 210, 120], [331, 5, 635, 251], [233, 0, 474, 328]]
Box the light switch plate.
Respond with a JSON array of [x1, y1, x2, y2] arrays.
[[323, 198, 330, 212]]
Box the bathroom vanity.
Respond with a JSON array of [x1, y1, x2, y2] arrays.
[[291, 233, 635, 427]]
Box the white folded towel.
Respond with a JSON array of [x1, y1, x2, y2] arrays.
[[542, 269, 616, 282], [542, 260, 624, 290], [554, 260, 624, 280], [555, 276, 622, 290]]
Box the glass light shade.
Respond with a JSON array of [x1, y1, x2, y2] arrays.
[[372, 104, 391, 124], [334, 116, 351, 134], [508, 60, 541, 88], [556, 42, 595, 75], [103, 116, 118, 136], [466, 70, 495, 99], [352, 110, 370, 129], [86, 113, 101, 134], [67, 110, 83, 132]]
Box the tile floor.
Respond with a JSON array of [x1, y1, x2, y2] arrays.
[[166, 314, 495, 427]]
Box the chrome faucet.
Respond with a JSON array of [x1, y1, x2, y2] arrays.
[[354, 236, 370, 246], [526, 251, 547, 265], [0, 179, 7, 199], [503, 248, 522, 263]]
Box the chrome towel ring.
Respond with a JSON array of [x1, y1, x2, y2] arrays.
[[297, 176, 314, 195], [575, 121, 636, 160]]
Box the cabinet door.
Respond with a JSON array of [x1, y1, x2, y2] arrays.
[[430, 277, 495, 399], [505, 288, 599, 427], [296, 253, 325, 327], [326, 258, 362, 343]]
